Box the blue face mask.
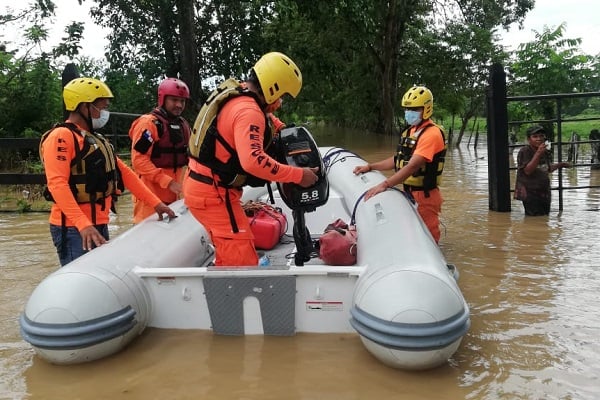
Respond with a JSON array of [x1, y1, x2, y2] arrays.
[[404, 110, 422, 126]]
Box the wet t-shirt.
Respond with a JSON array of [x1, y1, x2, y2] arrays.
[[514, 145, 551, 201]]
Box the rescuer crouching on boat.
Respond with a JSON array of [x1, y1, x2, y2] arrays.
[[184, 52, 319, 267]]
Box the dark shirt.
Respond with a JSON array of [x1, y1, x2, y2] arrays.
[[514, 145, 551, 201]]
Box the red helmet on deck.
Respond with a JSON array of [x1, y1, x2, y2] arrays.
[[158, 78, 190, 106]]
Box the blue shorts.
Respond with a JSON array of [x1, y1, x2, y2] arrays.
[[49, 224, 109, 266]]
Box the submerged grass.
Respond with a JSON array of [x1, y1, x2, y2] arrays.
[[0, 185, 50, 212]]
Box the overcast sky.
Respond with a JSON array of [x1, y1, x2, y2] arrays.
[[5, 0, 600, 58], [49, 0, 108, 58], [498, 0, 600, 56]]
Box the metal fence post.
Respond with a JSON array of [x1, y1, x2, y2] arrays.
[[486, 63, 511, 212]]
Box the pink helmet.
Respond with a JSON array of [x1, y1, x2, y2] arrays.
[[158, 78, 190, 106]]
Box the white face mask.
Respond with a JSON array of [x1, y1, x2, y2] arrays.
[[404, 110, 422, 126], [91, 106, 110, 129]]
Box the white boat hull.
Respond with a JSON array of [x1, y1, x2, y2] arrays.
[[20, 147, 469, 370]]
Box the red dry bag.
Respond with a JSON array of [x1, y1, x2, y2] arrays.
[[319, 219, 357, 266]]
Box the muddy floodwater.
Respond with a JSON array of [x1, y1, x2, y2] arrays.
[[2, 131, 600, 400]]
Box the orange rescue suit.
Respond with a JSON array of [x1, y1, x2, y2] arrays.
[[184, 96, 302, 266]]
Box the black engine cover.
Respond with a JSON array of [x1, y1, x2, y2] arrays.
[[275, 126, 329, 213]]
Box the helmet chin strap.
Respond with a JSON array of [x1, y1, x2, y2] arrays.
[[73, 104, 94, 133], [246, 78, 268, 110], [84, 104, 96, 133], [257, 93, 273, 112], [264, 98, 282, 113]]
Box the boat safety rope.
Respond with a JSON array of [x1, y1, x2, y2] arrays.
[[350, 188, 410, 225], [321, 147, 416, 225], [322, 147, 362, 174], [350, 188, 414, 225]]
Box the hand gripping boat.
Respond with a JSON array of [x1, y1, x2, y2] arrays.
[[20, 126, 469, 370]]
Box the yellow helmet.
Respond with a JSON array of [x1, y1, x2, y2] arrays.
[[401, 85, 433, 119], [63, 77, 114, 111], [252, 52, 302, 104]]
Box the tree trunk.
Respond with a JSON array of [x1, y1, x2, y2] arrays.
[[377, 0, 412, 135], [176, 0, 201, 111], [380, 1, 397, 136]]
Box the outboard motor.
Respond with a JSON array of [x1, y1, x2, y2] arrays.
[[275, 126, 329, 265]]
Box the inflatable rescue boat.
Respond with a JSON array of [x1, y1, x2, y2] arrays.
[[20, 126, 470, 370]]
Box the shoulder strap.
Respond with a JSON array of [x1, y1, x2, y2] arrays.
[[189, 78, 252, 158], [412, 122, 444, 146], [41, 122, 87, 170], [150, 109, 168, 138], [193, 78, 245, 137]]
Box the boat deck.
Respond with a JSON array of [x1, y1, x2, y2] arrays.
[[256, 233, 327, 268]]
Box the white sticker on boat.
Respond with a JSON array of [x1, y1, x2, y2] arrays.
[[306, 301, 343, 311]]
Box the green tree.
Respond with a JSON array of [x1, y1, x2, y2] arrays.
[[507, 24, 599, 137], [266, 0, 532, 135], [261, 1, 381, 127], [0, 0, 540, 140], [0, 0, 103, 137], [418, 24, 507, 145], [0, 1, 63, 137], [90, 0, 274, 109]]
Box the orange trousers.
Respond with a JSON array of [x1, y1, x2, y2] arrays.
[[184, 176, 258, 267], [411, 188, 443, 243]]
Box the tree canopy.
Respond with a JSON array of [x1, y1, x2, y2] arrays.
[[508, 24, 598, 122], [1, 0, 599, 140]]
